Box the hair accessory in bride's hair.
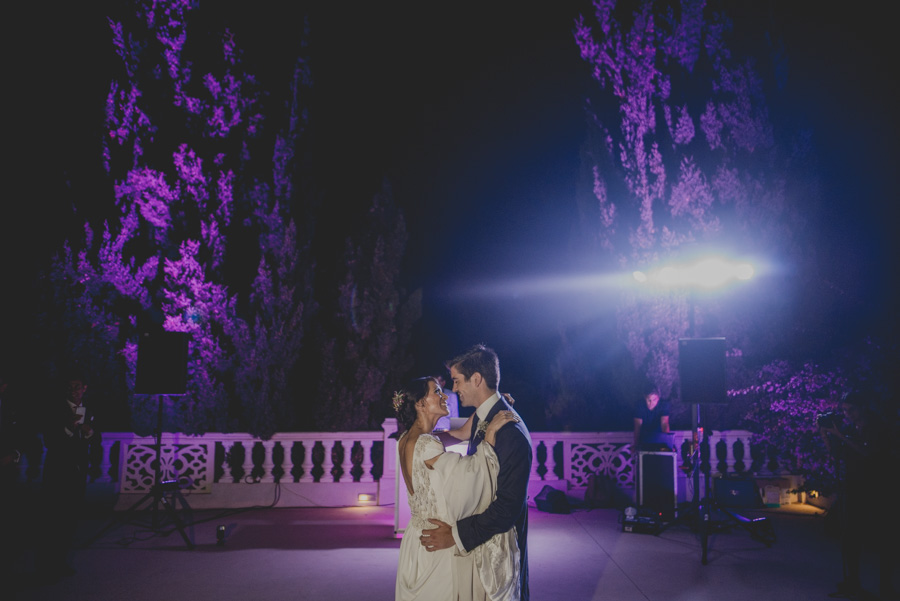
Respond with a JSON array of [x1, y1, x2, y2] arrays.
[[392, 390, 405, 412]]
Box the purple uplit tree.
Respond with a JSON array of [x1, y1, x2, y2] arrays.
[[41, 0, 418, 434], [40, 1, 415, 435], [571, 0, 814, 413], [568, 1, 898, 488], [731, 360, 847, 493]]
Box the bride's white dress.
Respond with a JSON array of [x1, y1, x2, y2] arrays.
[[395, 434, 519, 601]]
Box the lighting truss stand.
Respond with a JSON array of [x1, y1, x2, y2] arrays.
[[87, 394, 194, 549]]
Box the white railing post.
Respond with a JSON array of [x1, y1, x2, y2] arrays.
[[299, 440, 314, 483], [281, 441, 295, 483], [221, 440, 235, 483], [322, 440, 335, 483], [381, 418, 398, 507], [242, 440, 256, 482], [261, 440, 276, 483], [722, 432, 737, 474], [97, 439, 115, 483], [360, 439, 375, 483], [530, 441, 542, 480], [707, 431, 720, 476], [544, 440, 557, 480], [341, 440, 354, 482]]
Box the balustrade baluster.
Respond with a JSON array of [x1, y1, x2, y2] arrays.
[[299, 441, 314, 482], [340, 441, 353, 483], [530, 442, 542, 480], [544, 441, 557, 480], [724, 434, 737, 474], [221, 441, 235, 483], [736, 434, 750, 473], [97, 439, 115, 483], [360, 440, 374, 483], [322, 440, 335, 482], [242, 440, 256, 482], [709, 434, 729, 476], [261, 440, 276, 483], [281, 441, 295, 483]]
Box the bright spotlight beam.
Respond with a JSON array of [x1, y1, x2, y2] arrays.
[[636, 257, 755, 289]]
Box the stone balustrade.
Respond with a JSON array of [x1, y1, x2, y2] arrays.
[[13, 420, 788, 509]]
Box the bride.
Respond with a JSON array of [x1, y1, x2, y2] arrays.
[[394, 376, 520, 601]]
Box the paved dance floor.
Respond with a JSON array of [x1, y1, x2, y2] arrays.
[[7, 500, 891, 601]]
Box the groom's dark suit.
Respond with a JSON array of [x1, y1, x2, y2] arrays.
[[460, 395, 532, 600]]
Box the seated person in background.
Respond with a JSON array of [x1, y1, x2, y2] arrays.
[[633, 388, 670, 452]]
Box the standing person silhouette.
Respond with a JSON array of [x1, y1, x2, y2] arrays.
[[820, 391, 896, 600], [37, 374, 98, 582], [420, 345, 533, 600]]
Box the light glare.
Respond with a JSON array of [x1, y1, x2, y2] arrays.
[[637, 256, 755, 289], [736, 263, 754, 280]]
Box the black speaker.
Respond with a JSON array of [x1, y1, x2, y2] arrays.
[[679, 338, 726, 404], [535, 485, 569, 514], [135, 331, 189, 395], [638, 451, 677, 519]]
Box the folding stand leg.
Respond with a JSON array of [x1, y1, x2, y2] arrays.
[[159, 490, 194, 549]]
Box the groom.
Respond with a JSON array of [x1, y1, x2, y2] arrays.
[[420, 344, 532, 600]]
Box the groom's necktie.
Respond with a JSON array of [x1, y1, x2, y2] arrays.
[[468, 413, 480, 455]]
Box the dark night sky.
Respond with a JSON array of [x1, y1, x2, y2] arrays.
[[3, 2, 898, 420]]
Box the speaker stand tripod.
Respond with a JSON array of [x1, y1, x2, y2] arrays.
[[660, 405, 774, 564], [87, 394, 194, 549]]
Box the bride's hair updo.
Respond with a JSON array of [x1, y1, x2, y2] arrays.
[[393, 376, 437, 433]]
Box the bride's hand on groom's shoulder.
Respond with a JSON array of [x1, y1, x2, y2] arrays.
[[502, 392, 516, 405], [485, 411, 518, 446]]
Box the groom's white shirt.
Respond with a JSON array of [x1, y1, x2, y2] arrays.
[[450, 391, 500, 553]]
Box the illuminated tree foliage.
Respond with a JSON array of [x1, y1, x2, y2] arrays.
[[732, 360, 847, 493], [39, 0, 417, 435], [572, 0, 813, 411], [569, 1, 898, 488]]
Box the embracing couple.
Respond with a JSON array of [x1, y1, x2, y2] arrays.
[[393, 344, 532, 601]]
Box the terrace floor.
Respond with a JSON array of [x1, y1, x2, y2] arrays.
[[5, 494, 895, 601]]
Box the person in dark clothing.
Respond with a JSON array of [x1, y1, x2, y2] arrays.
[[633, 388, 670, 450], [820, 391, 897, 600], [37, 374, 99, 582]]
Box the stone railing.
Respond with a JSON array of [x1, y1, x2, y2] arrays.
[[13, 421, 792, 509]]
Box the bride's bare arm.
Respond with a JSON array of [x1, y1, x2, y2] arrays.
[[446, 414, 475, 441], [444, 393, 516, 442], [428, 411, 518, 469]]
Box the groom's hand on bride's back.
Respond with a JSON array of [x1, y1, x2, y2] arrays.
[[420, 519, 455, 552]]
